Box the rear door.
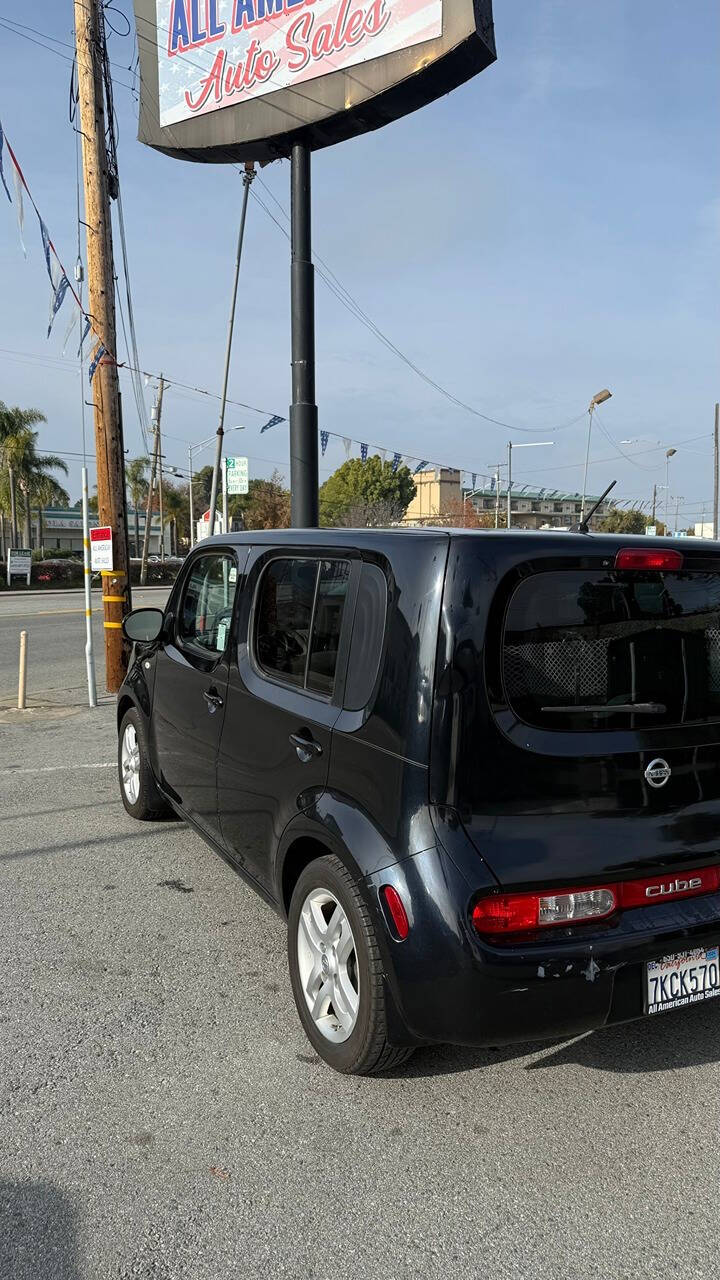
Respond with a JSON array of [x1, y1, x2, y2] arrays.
[[150, 546, 244, 842], [217, 550, 356, 895], [433, 539, 720, 887]]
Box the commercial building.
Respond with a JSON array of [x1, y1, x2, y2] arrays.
[[1, 508, 169, 557], [404, 469, 613, 530]]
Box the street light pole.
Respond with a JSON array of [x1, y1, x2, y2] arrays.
[[665, 447, 677, 534], [581, 389, 612, 522], [188, 445, 194, 548], [507, 441, 554, 528], [208, 163, 255, 539]]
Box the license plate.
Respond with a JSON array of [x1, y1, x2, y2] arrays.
[[646, 946, 720, 1015]]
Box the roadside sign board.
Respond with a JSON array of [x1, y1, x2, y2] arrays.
[[133, 0, 496, 164], [225, 456, 249, 496], [646, 525, 657, 537], [7, 548, 31, 586], [90, 526, 113, 571]]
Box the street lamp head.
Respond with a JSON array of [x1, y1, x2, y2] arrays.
[[590, 389, 612, 408], [666, 447, 677, 458]]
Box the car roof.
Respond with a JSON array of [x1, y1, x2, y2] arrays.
[[194, 527, 720, 552]]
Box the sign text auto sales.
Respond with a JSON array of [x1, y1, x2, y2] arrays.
[[159, 0, 443, 126]]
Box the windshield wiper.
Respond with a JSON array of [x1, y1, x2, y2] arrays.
[[540, 702, 666, 715]]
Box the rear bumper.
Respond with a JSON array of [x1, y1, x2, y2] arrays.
[[365, 847, 720, 1047]]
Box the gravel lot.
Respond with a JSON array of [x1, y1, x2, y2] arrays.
[[1, 594, 720, 1279]]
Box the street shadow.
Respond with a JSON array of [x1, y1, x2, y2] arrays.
[[396, 998, 720, 1078], [0, 1181, 81, 1280], [0, 823, 185, 864]]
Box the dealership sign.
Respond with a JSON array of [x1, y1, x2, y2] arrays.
[[134, 0, 495, 161]]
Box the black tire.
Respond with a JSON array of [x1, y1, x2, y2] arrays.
[[288, 854, 414, 1076], [118, 707, 169, 821]]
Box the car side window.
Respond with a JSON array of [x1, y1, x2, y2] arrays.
[[255, 557, 350, 695], [344, 563, 388, 710], [177, 552, 238, 657]]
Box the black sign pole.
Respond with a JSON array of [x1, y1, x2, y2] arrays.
[[289, 142, 319, 528]]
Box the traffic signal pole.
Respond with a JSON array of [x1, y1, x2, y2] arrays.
[[74, 0, 131, 692], [290, 143, 319, 528]]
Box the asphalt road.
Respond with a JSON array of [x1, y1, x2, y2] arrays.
[[0, 588, 170, 709], [1, 595, 720, 1278]]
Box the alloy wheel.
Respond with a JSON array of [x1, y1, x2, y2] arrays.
[[296, 888, 360, 1043], [120, 723, 141, 805]]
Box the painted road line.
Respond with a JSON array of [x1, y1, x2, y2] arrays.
[[0, 762, 115, 775]]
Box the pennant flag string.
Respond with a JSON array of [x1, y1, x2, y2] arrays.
[[320, 430, 329, 456], [360, 442, 368, 463]]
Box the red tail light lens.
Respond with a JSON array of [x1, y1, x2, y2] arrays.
[[615, 548, 683, 571], [380, 885, 410, 940], [471, 864, 720, 937], [472, 887, 616, 935]]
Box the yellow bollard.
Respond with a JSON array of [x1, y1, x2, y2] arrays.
[[17, 629, 27, 710]]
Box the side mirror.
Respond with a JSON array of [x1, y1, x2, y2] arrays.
[[122, 607, 165, 644]]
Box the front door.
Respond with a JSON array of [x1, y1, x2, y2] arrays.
[[217, 551, 355, 895], [150, 547, 244, 843]]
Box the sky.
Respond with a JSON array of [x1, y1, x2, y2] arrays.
[[0, 0, 718, 528]]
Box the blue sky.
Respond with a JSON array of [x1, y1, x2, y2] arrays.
[[0, 0, 718, 526]]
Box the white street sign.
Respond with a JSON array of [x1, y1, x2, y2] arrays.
[[7, 548, 31, 586], [225, 456, 249, 496], [90, 526, 113, 571]]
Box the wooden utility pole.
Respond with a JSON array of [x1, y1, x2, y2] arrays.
[[74, 0, 131, 693]]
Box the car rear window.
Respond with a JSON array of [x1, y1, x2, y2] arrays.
[[503, 569, 720, 730]]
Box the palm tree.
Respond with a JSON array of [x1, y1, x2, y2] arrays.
[[125, 457, 149, 556], [0, 405, 67, 549]]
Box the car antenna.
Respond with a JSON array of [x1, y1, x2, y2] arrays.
[[570, 480, 617, 534]]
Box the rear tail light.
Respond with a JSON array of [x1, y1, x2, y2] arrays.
[[472, 887, 616, 935], [380, 885, 410, 940], [615, 547, 683, 571], [472, 863, 720, 937]]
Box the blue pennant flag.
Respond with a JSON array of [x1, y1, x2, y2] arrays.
[[414, 460, 428, 474], [38, 216, 53, 278], [360, 442, 368, 463], [391, 452, 402, 474], [78, 318, 91, 355], [88, 343, 106, 384], [320, 430, 329, 456], [260, 413, 284, 434], [47, 273, 70, 338], [0, 120, 11, 202], [490, 474, 496, 492]]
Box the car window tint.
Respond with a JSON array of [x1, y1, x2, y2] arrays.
[[255, 559, 319, 687], [307, 561, 351, 694], [178, 553, 237, 656], [344, 563, 387, 710]]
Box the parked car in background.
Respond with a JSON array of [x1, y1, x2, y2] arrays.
[[117, 529, 720, 1072]]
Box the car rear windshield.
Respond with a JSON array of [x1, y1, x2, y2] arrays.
[[503, 569, 720, 730]]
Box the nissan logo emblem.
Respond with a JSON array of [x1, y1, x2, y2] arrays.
[[644, 758, 672, 789]]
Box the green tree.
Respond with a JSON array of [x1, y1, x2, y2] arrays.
[[598, 507, 647, 534], [228, 469, 290, 530], [125, 457, 149, 556], [0, 405, 67, 548], [162, 480, 190, 553], [319, 456, 416, 527], [192, 465, 214, 515]]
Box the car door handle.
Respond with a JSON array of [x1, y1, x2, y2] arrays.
[[203, 688, 224, 713], [289, 732, 323, 763]]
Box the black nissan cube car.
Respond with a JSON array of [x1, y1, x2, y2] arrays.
[[118, 529, 720, 1073]]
